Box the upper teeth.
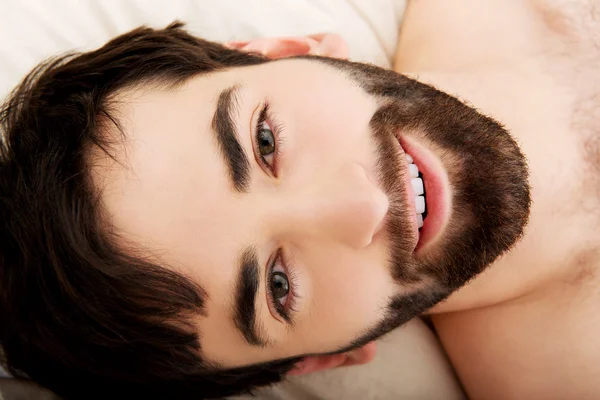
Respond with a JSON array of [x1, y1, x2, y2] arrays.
[[405, 153, 426, 228]]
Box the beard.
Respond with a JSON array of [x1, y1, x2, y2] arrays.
[[300, 56, 532, 349]]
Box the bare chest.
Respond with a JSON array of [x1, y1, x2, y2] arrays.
[[539, 0, 600, 260], [552, 2, 600, 222]]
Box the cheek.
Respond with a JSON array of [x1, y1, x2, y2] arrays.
[[294, 246, 395, 353], [299, 105, 372, 155]]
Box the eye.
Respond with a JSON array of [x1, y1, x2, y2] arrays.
[[270, 266, 289, 307], [267, 250, 298, 324], [256, 121, 276, 166], [253, 102, 283, 176]]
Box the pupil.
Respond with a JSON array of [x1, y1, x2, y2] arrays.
[[271, 271, 289, 299], [259, 129, 275, 156]]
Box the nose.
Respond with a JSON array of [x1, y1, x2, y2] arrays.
[[284, 163, 389, 248]]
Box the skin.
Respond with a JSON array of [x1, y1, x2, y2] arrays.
[[91, 0, 600, 397], [394, 0, 600, 398]]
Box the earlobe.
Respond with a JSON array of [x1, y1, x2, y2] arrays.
[[287, 341, 377, 376], [224, 33, 349, 60], [340, 341, 377, 366], [307, 33, 349, 59], [287, 353, 346, 376]]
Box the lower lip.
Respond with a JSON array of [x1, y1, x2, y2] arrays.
[[398, 136, 452, 253]]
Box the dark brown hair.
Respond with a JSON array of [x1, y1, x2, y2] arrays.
[[0, 22, 301, 399]]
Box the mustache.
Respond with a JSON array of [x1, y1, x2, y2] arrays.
[[369, 102, 422, 284]]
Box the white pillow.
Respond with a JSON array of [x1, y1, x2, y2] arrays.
[[0, 0, 406, 99]]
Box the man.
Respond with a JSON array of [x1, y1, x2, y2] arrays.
[[0, 1, 595, 399]]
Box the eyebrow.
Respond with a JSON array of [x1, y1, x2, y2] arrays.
[[211, 84, 251, 193], [233, 247, 270, 347]]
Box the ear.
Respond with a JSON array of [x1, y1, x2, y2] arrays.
[[287, 341, 377, 376], [224, 33, 349, 59]]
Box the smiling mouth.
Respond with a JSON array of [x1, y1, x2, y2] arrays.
[[404, 152, 427, 229], [396, 135, 452, 253]]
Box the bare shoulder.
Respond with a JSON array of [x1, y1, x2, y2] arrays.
[[433, 280, 600, 399], [394, 0, 600, 71]]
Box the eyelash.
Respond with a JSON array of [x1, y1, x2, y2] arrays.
[[254, 103, 297, 323], [267, 249, 300, 324], [254, 101, 285, 176]]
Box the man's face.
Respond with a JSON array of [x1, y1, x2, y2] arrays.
[[95, 58, 530, 367]]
